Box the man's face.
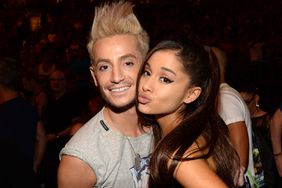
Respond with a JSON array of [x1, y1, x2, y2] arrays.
[[49, 70, 66, 94], [90, 35, 143, 109]]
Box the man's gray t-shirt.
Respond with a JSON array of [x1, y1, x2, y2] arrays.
[[60, 108, 153, 188]]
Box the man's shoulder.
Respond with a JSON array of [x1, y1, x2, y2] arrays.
[[220, 83, 240, 96], [0, 96, 38, 119], [59, 108, 109, 160], [74, 108, 106, 136], [219, 83, 244, 104]]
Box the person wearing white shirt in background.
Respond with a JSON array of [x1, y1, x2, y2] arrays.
[[211, 46, 256, 188]]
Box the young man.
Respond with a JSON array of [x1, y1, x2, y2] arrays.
[[58, 1, 152, 188]]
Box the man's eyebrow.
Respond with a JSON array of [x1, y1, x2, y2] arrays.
[[119, 54, 137, 61], [95, 54, 137, 64], [95, 58, 111, 64]]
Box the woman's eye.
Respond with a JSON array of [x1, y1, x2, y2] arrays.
[[160, 77, 173, 84], [143, 70, 151, 77]]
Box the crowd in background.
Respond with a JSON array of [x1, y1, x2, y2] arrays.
[[1, 0, 282, 110], [0, 0, 282, 187]]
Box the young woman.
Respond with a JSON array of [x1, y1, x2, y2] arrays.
[[137, 40, 242, 188]]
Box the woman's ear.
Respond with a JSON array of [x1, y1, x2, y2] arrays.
[[183, 87, 202, 104], [89, 66, 98, 87]]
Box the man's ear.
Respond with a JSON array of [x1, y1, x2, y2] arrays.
[[255, 94, 260, 103], [89, 66, 98, 87], [183, 87, 202, 104]]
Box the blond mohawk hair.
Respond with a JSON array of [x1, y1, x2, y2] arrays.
[[87, 1, 149, 61]]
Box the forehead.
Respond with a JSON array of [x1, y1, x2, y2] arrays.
[[92, 35, 141, 64], [148, 50, 184, 71]]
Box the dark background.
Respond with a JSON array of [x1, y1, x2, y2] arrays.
[[0, 0, 281, 112]]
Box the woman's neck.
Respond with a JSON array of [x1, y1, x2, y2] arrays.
[[156, 113, 181, 137], [252, 108, 267, 118]]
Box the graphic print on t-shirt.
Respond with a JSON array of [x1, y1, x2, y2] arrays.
[[130, 155, 150, 188]]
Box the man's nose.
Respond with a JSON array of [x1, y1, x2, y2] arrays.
[[111, 66, 125, 83]]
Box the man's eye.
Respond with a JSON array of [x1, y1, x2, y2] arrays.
[[98, 65, 108, 71], [160, 77, 173, 84], [124, 61, 134, 66]]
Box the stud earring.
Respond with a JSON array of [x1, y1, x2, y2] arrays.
[[256, 103, 260, 111]]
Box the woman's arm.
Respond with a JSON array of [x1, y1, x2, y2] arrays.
[[174, 158, 228, 188]]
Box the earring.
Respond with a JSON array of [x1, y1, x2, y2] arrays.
[[256, 103, 260, 111]]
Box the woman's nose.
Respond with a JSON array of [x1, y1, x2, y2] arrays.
[[140, 77, 153, 92]]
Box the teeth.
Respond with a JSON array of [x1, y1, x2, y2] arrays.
[[110, 87, 129, 92]]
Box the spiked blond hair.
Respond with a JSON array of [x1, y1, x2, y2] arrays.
[[87, 1, 149, 62]]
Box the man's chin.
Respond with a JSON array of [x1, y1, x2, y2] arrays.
[[106, 100, 135, 113]]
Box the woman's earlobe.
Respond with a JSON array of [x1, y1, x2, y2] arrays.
[[184, 87, 201, 104]]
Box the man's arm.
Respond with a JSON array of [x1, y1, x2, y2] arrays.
[[270, 107, 282, 176], [228, 121, 249, 170], [58, 155, 97, 188], [33, 120, 47, 173]]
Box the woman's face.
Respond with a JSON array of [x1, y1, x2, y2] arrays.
[[138, 50, 192, 116]]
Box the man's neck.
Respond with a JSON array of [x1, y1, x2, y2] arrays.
[[54, 90, 65, 100], [103, 106, 144, 137]]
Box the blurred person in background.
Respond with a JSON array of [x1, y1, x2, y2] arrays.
[[0, 57, 46, 188], [238, 82, 281, 188], [40, 68, 84, 188], [211, 46, 255, 187], [270, 104, 282, 178], [22, 70, 48, 118]]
